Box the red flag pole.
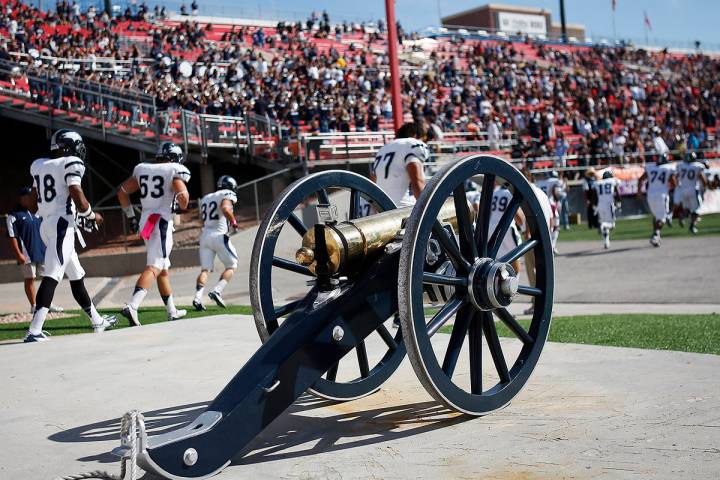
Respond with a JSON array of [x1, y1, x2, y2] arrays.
[[385, 0, 403, 132]]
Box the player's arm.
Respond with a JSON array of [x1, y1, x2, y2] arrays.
[[514, 208, 526, 230], [668, 172, 677, 190], [118, 176, 140, 233], [699, 171, 709, 190], [5, 216, 26, 264], [69, 184, 103, 226], [172, 178, 189, 210], [637, 172, 647, 197], [220, 198, 238, 230], [406, 161, 426, 200]]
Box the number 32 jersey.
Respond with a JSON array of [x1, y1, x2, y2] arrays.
[[30, 156, 85, 219], [132, 162, 191, 218], [199, 189, 237, 235]]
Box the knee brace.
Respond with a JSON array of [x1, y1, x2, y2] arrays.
[[36, 277, 59, 309]]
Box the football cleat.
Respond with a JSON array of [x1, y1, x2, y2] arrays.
[[93, 315, 118, 333], [650, 234, 661, 247], [603, 236, 610, 250], [24, 332, 49, 343], [690, 225, 698, 235], [49, 304, 64, 313], [192, 300, 206, 311], [208, 291, 226, 308], [121, 305, 141, 327], [168, 309, 188, 321]]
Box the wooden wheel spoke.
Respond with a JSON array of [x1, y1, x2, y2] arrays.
[[316, 189, 330, 205], [272, 256, 313, 276], [326, 363, 339, 381], [432, 221, 471, 273], [376, 324, 398, 350], [469, 316, 483, 394], [488, 192, 522, 259], [423, 272, 468, 287], [495, 308, 533, 345], [427, 297, 466, 337], [441, 304, 472, 377], [517, 285, 543, 297], [274, 299, 302, 317], [287, 212, 307, 236], [357, 341, 370, 378], [482, 312, 510, 383], [474, 174, 496, 258], [453, 184, 478, 260], [499, 239, 538, 264]]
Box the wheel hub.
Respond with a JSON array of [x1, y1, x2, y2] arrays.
[[467, 258, 519, 311]]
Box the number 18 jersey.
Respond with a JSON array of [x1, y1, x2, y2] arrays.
[[30, 156, 85, 219], [199, 189, 237, 235], [132, 162, 191, 218]]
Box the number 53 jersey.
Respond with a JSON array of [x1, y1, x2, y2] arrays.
[[132, 162, 191, 219]]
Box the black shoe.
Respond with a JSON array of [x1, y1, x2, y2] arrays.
[[193, 300, 206, 311], [208, 290, 226, 308]]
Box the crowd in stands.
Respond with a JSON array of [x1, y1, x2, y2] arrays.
[[0, 0, 717, 168]]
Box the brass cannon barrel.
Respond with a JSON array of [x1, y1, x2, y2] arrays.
[[296, 199, 468, 275]]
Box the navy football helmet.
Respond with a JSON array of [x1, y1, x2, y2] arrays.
[[51, 129, 86, 160], [217, 175, 238, 191], [155, 142, 184, 163]]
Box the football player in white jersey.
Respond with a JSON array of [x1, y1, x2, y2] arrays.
[[535, 171, 561, 253], [24, 130, 117, 342], [370, 122, 430, 206], [675, 152, 709, 234], [192, 175, 239, 310], [594, 170, 620, 249], [117, 142, 191, 325], [638, 155, 676, 247], [488, 181, 526, 275]]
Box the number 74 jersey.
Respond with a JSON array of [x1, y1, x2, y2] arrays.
[[132, 162, 191, 218]]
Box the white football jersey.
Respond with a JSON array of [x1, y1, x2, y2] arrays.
[[200, 189, 237, 234], [30, 156, 85, 218], [594, 178, 618, 209], [676, 161, 706, 192], [488, 186, 517, 234], [645, 162, 674, 196], [372, 138, 430, 206], [132, 162, 191, 218], [536, 177, 561, 199]]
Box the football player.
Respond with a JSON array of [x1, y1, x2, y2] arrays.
[[675, 152, 708, 234], [594, 170, 620, 249], [370, 122, 429, 206], [536, 171, 561, 253], [118, 142, 191, 325], [192, 175, 239, 310], [638, 154, 676, 247], [24, 130, 117, 342], [488, 180, 526, 275]]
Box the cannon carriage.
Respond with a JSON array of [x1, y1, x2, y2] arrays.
[[120, 155, 554, 479]]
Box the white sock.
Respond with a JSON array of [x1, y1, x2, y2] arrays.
[[163, 294, 177, 314], [129, 287, 147, 310], [84, 304, 104, 326], [194, 285, 204, 302], [551, 230, 559, 247], [212, 279, 228, 294], [29, 307, 49, 335]]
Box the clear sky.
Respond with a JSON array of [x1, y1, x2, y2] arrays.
[[183, 0, 719, 49]]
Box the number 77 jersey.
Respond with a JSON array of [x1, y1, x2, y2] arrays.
[[132, 162, 191, 218]]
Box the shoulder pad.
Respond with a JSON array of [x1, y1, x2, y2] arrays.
[[174, 164, 191, 182]]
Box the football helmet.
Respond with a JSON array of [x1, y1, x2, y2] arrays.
[[603, 170, 614, 179], [155, 142, 184, 163], [50, 129, 86, 160], [217, 175, 238, 191]]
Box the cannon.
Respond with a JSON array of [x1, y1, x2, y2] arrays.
[[120, 155, 554, 479]]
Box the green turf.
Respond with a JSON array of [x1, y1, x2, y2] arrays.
[[439, 313, 720, 355], [559, 213, 720, 242], [0, 305, 253, 342]]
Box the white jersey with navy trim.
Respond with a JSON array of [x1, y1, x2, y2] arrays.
[[594, 178, 618, 210], [133, 162, 191, 218], [372, 138, 430, 206], [676, 161, 706, 193], [488, 186, 520, 257], [644, 162, 674, 196], [536, 177, 561, 199], [200, 189, 237, 235], [30, 156, 85, 219]]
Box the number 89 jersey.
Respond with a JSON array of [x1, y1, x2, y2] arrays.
[[132, 162, 191, 218], [199, 189, 237, 234], [30, 156, 85, 219]]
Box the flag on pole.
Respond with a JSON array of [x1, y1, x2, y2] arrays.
[[644, 10, 653, 31], [612, 0, 616, 11]]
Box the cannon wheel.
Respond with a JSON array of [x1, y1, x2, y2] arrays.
[[399, 155, 554, 415], [250, 170, 406, 401]]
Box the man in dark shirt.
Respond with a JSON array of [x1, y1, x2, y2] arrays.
[[6, 187, 52, 313]]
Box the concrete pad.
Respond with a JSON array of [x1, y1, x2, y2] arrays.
[[0, 315, 718, 479]]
